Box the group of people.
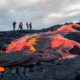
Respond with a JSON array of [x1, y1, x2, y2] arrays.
[[13, 21, 32, 31]]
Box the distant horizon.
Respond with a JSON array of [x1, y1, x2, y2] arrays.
[[0, 21, 79, 31]]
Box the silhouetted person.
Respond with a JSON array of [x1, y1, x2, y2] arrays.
[[26, 22, 29, 30], [29, 22, 32, 30], [18, 22, 23, 30], [13, 22, 16, 31]]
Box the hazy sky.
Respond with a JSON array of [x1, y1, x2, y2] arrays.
[[0, 0, 80, 31]]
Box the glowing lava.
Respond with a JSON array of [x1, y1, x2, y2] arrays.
[[5, 23, 80, 60], [0, 67, 5, 72], [55, 23, 80, 33], [50, 34, 80, 60], [6, 34, 38, 54], [24, 38, 37, 53], [51, 35, 80, 49], [59, 54, 77, 60]]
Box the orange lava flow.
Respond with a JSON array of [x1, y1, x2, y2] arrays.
[[51, 35, 80, 49], [5, 23, 80, 60], [0, 67, 5, 72], [6, 34, 37, 54], [59, 54, 78, 60], [51, 35, 80, 59], [6, 35, 30, 53], [24, 38, 37, 53], [55, 23, 80, 33]]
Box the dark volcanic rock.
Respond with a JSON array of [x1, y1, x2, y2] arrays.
[[73, 26, 80, 31], [0, 23, 80, 80], [1, 56, 80, 80], [64, 32, 80, 43], [52, 56, 80, 80], [69, 46, 80, 55]]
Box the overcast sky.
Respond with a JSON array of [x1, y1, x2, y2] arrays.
[[0, 0, 80, 31]]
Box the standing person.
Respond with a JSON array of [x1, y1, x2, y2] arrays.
[[29, 22, 32, 30], [26, 22, 29, 30], [18, 22, 23, 30], [13, 21, 16, 31]]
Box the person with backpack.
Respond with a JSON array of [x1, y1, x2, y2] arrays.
[[18, 22, 23, 30], [13, 21, 16, 31], [29, 22, 32, 30]]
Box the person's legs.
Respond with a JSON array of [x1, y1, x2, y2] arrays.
[[30, 27, 31, 30], [21, 27, 23, 30], [20, 26, 22, 30], [13, 26, 15, 31], [13, 26, 14, 31], [27, 25, 28, 30], [30, 27, 32, 30]]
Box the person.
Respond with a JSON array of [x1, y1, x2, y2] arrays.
[[29, 22, 32, 30], [18, 22, 23, 30], [13, 21, 16, 31], [26, 22, 29, 30]]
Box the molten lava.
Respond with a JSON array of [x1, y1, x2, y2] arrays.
[[24, 38, 37, 53], [55, 23, 80, 33], [59, 54, 77, 60], [0, 67, 5, 72], [50, 35, 80, 58], [51, 35, 80, 49], [6, 36, 37, 53], [5, 23, 80, 60]]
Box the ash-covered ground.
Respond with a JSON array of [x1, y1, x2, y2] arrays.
[[0, 55, 80, 80], [0, 23, 80, 80]]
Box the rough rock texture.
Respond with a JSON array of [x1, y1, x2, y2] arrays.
[[64, 32, 80, 43], [0, 24, 80, 80], [0, 56, 80, 80]]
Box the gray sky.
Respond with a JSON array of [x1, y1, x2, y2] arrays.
[[0, 0, 80, 31]]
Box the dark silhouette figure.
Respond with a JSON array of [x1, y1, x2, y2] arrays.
[[13, 22, 16, 31], [26, 22, 29, 30], [29, 22, 32, 30], [18, 22, 23, 30]]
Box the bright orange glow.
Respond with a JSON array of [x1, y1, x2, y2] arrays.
[[51, 35, 80, 49], [5, 23, 80, 60], [0, 67, 5, 72], [50, 35, 80, 60], [24, 38, 37, 53], [6, 35, 30, 53], [6, 34, 37, 54], [59, 54, 77, 60], [55, 23, 80, 33]]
